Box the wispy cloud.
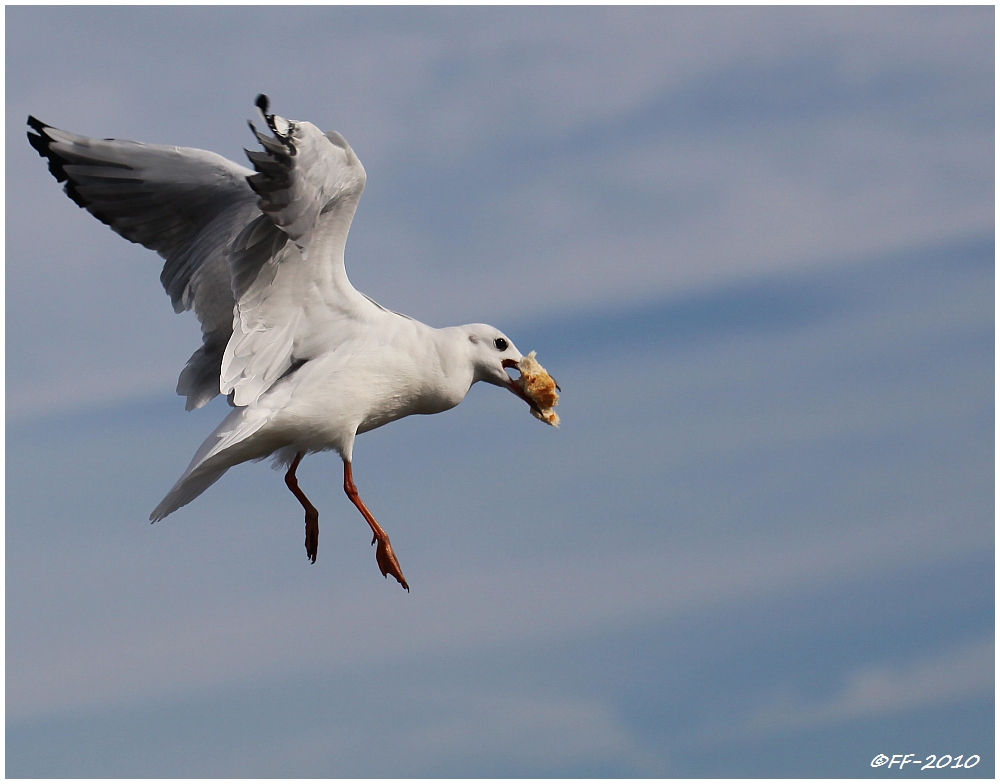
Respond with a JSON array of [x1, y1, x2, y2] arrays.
[[7, 507, 986, 724], [715, 637, 994, 742]]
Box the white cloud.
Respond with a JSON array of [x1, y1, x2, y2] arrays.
[[389, 691, 637, 775], [152, 682, 652, 777], [720, 637, 994, 741], [6, 508, 987, 724]]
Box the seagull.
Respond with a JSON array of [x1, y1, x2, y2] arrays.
[[28, 95, 554, 591]]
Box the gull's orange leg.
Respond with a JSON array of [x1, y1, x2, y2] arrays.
[[284, 451, 319, 563], [343, 461, 409, 591]]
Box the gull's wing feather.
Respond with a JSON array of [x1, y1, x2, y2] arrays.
[[27, 116, 261, 409], [221, 107, 373, 407]]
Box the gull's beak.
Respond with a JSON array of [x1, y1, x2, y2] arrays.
[[502, 358, 544, 417]]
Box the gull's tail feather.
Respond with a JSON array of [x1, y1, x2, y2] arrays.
[[150, 404, 275, 522]]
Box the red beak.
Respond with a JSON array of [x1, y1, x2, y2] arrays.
[[502, 358, 544, 416]]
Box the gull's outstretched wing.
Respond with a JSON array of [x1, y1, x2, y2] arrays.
[[27, 116, 260, 410], [221, 97, 373, 407]]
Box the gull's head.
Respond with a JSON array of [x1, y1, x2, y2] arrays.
[[465, 324, 521, 385], [463, 324, 552, 418], [463, 324, 533, 406]]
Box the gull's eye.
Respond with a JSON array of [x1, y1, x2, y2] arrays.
[[493, 337, 508, 351]]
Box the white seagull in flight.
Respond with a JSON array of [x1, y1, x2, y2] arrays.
[[28, 95, 557, 591]]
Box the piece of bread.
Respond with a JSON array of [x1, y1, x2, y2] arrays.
[[517, 351, 560, 426]]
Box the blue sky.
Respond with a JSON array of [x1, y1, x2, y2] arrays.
[[6, 6, 994, 778]]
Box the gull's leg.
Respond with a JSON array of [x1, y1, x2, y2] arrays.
[[343, 460, 409, 591], [284, 451, 319, 563]]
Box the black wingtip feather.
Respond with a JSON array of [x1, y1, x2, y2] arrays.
[[26, 127, 49, 158], [26, 116, 58, 172], [26, 116, 91, 209], [255, 94, 270, 115]]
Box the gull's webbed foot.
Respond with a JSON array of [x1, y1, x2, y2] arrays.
[[304, 507, 319, 564], [285, 451, 320, 564], [345, 460, 409, 591], [372, 532, 409, 591]]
